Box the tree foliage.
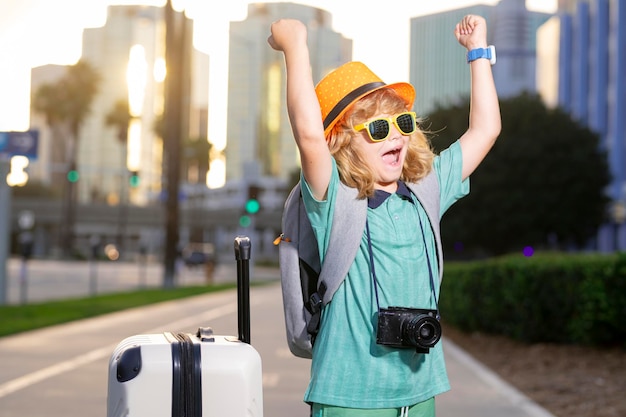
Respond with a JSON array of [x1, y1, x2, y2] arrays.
[[154, 114, 213, 182], [427, 92, 611, 256], [31, 59, 101, 256], [105, 99, 131, 145], [182, 136, 212, 183], [33, 59, 101, 168], [33, 60, 100, 145]]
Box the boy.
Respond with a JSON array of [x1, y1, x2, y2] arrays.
[[269, 15, 500, 416]]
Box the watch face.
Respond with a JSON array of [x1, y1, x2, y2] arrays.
[[488, 45, 496, 65]]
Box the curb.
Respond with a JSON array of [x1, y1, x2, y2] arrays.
[[443, 338, 557, 417]]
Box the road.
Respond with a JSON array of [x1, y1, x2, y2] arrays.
[[0, 280, 313, 417]]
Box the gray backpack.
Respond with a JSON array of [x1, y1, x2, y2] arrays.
[[276, 172, 442, 359]]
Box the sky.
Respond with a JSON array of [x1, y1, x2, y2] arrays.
[[0, 0, 557, 146]]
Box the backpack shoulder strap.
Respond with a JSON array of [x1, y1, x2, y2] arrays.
[[407, 170, 443, 280], [302, 183, 365, 341], [317, 182, 366, 305]]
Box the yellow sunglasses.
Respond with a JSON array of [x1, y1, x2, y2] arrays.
[[353, 112, 417, 142]]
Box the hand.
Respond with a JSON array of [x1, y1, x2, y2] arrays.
[[454, 15, 488, 50], [268, 19, 307, 53]]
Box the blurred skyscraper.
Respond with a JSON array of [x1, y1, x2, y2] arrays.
[[224, 3, 352, 183], [538, 0, 625, 251], [30, 5, 209, 206], [409, 0, 551, 117]]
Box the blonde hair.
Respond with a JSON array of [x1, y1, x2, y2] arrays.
[[327, 88, 435, 199]]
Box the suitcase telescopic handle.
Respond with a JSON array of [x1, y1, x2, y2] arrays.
[[234, 236, 251, 344]]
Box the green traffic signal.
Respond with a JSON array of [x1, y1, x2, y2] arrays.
[[129, 171, 140, 187], [239, 215, 252, 228], [245, 198, 260, 214], [67, 170, 79, 182]]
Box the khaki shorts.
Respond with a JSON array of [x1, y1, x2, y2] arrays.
[[311, 397, 435, 417]]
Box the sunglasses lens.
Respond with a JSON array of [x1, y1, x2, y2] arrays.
[[396, 113, 415, 134], [369, 119, 390, 141]]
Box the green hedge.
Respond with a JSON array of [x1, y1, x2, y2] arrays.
[[440, 252, 626, 347]]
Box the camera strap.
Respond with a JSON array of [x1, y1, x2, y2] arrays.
[[365, 214, 440, 319]]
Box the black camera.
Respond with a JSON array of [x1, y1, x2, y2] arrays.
[[376, 307, 442, 354]]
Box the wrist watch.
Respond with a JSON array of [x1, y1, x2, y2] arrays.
[[467, 45, 496, 65]]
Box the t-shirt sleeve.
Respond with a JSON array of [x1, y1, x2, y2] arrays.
[[434, 140, 470, 216]]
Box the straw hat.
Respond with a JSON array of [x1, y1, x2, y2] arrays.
[[315, 61, 415, 139]]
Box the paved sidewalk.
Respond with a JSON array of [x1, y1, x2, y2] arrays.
[[1, 259, 557, 416], [200, 265, 558, 416]]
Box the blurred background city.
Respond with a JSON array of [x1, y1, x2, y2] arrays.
[[0, 0, 624, 304]]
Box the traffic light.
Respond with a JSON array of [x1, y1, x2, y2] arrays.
[[129, 170, 140, 187], [67, 169, 79, 183], [245, 185, 261, 214], [240, 184, 261, 227], [245, 198, 260, 214], [239, 215, 252, 228]]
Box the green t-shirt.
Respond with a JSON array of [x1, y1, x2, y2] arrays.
[[301, 140, 469, 408]]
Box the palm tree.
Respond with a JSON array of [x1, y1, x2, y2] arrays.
[[32, 84, 71, 189], [105, 99, 132, 253], [105, 99, 131, 145], [182, 136, 212, 184], [153, 114, 213, 185], [32, 59, 100, 257]]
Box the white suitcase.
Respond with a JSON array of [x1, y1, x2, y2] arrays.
[[106, 237, 263, 417]]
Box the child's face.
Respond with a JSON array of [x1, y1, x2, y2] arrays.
[[353, 112, 409, 193]]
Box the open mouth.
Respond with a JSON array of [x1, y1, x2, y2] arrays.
[[382, 147, 402, 165]]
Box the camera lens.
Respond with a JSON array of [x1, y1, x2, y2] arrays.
[[403, 314, 441, 349], [420, 324, 434, 339]]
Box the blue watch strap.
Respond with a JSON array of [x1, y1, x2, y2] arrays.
[[467, 45, 496, 65]]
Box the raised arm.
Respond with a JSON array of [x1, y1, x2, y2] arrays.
[[454, 15, 502, 180], [268, 19, 332, 200]]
